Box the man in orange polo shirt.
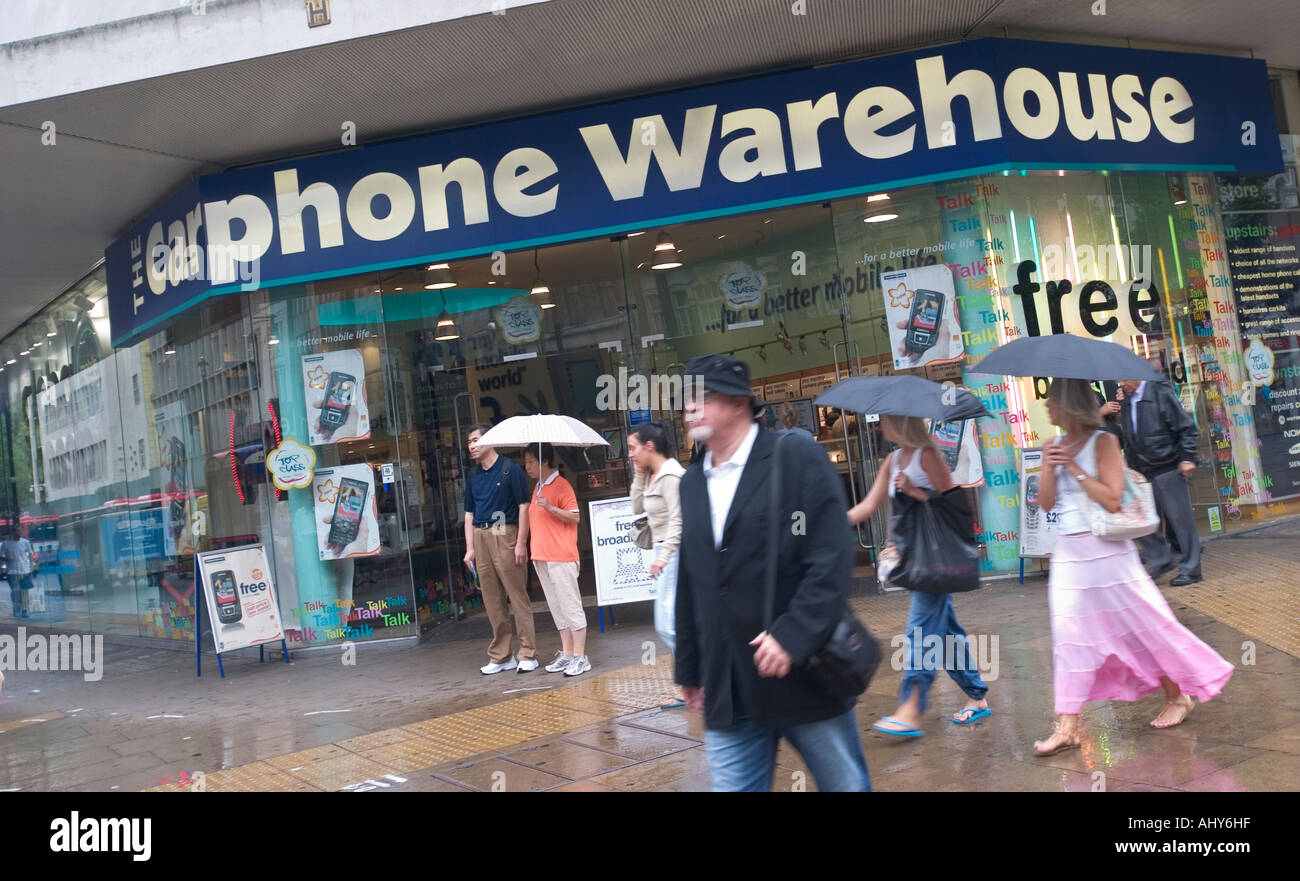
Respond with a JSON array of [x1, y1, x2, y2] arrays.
[[523, 443, 590, 677]]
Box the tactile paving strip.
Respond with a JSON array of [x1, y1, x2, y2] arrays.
[[335, 729, 420, 754], [464, 695, 607, 737], [348, 737, 462, 771], [402, 715, 537, 754], [1167, 543, 1300, 658], [280, 754, 404, 792], [0, 712, 64, 734], [265, 744, 353, 771], [176, 761, 318, 792]]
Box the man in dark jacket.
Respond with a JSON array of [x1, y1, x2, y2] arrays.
[[1118, 374, 1202, 585], [675, 354, 870, 792]]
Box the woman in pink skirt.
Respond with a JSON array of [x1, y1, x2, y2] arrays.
[[1033, 379, 1234, 756]]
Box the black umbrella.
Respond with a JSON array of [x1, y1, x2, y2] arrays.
[[970, 334, 1166, 382], [815, 375, 990, 421]]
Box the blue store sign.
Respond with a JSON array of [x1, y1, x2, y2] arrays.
[[106, 37, 1282, 346]]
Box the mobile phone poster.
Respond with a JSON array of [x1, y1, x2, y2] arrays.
[[302, 350, 371, 445], [880, 264, 965, 371], [312, 464, 382, 561], [196, 544, 286, 653]]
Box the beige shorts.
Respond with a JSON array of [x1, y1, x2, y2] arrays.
[[533, 560, 586, 632]]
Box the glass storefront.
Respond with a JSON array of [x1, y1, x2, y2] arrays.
[[4, 162, 1297, 644]]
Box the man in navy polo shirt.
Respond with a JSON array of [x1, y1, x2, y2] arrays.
[[463, 423, 538, 673]]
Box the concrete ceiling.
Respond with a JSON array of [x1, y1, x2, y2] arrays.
[[1, 0, 1294, 340]]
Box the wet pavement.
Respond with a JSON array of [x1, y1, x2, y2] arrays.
[[1, 522, 1298, 792]]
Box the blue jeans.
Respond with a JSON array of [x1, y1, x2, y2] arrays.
[[899, 590, 988, 712], [705, 708, 871, 792], [652, 547, 679, 655]]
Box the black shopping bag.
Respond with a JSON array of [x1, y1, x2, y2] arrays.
[[887, 488, 980, 594]]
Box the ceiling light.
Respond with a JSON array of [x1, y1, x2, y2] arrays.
[[267, 336, 280, 346], [864, 212, 899, 223], [716, 234, 726, 239], [45, 317, 58, 337], [424, 263, 456, 290], [867, 193, 890, 202], [6, 359, 16, 365], [650, 230, 683, 270], [19, 350, 29, 356], [626, 231, 645, 237], [530, 250, 555, 307], [434, 294, 460, 340]]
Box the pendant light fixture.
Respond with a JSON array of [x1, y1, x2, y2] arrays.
[[530, 250, 555, 308], [650, 230, 682, 269], [434, 293, 459, 341], [424, 262, 457, 290]]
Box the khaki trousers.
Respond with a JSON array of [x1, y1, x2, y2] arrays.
[[474, 524, 536, 662]]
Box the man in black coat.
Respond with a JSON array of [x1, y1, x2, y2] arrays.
[[674, 353, 870, 792], [1117, 372, 1203, 585]]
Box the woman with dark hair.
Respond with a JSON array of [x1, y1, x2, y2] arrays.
[[1033, 379, 1232, 755], [628, 420, 687, 708]]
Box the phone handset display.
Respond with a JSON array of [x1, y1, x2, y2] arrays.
[[1025, 474, 1041, 530], [212, 569, 242, 624], [319, 372, 356, 434], [327, 477, 369, 550], [904, 289, 945, 355]]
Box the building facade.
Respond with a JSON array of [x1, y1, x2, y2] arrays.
[[2, 34, 1297, 652]]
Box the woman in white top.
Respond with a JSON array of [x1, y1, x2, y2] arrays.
[[1033, 379, 1233, 755], [848, 415, 991, 738], [628, 421, 687, 708]]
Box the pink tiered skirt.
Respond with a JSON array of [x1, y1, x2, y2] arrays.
[[1049, 532, 1234, 715]]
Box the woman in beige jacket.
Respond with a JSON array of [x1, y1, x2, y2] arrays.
[[628, 421, 686, 708]]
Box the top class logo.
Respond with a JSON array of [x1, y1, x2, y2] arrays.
[[267, 438, 315, 490], [887, 282, 914, 309], [306, 364, 328, 389]]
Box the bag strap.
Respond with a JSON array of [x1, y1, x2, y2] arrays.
[[764, 432, 787, 633]]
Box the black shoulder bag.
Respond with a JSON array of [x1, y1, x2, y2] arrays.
[[764, 433, 880, 699]]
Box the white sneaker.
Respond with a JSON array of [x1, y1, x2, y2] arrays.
[[481, 659, 518, 675], [517, 658, 539, 673], [563, 655, 592, 677], [545, 651, 572, 673]]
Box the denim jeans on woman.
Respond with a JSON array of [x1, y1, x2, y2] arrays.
[[899, 590, 988, 711], [652, 545, 679, 655]]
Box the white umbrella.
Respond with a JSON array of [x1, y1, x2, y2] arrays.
[[474, 414, 609, 448]]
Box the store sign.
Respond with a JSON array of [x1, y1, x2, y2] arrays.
[[266, 438, 316, 490], [106, 38, 1280, 347]]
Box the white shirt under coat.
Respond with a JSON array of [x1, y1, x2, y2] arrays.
[[702, 422, 760, 550]]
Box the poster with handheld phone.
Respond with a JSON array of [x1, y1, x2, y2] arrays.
[[880, 264, 964, 370], [195, 544, 285, 653], [1019, 448, 1057, 558], [929, 416, 985, 487], [302, 350, 370, 445], [313, 464, 381, 561]]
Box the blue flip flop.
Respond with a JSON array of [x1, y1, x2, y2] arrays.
[[952, 706, 991, 725], [872, 716, 924, 738]]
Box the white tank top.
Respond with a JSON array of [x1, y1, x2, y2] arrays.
[[888, 447, 934, 499], [1052, 430, 1103, 535]]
